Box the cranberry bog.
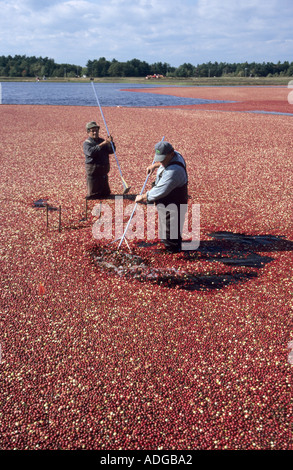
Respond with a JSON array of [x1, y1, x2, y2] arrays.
[[0, 86, 292, 450]]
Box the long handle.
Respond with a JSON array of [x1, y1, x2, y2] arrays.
[[91, 82, 130, 194], [117, 136, 165, 249]]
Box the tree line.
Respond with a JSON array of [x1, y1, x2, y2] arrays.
[[1, 54, 293, 78]]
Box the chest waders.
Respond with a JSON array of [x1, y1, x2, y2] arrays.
[[155, 161, 188, 252], [84, 138, 111, 198]]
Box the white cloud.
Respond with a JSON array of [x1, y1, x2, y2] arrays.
[[0, 0, 292, 66]]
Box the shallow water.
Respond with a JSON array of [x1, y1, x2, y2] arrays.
[[0, 81, 230, 107]]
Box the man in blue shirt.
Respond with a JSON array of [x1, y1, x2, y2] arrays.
[[135, 141, 188, 253]]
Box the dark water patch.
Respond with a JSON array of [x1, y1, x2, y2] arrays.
[[89, 243, 259, 291], [183, 231, 292, 268], [88, 230, 292, 290]]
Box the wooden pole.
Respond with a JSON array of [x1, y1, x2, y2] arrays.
[[58, 205, 61, 232], [46, 203, 49, 228]]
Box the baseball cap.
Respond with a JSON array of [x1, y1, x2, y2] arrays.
[[86, 121, 100, 131], [154, 141, 174, 162]]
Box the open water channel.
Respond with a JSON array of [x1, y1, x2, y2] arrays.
[[0, 81, 230, 107]]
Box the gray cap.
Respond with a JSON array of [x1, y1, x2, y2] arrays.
[[154, 141, 174, 162], [86, 121, 100, 131]]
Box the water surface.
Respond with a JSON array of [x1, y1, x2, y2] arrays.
[[0, 82, 230, 107]]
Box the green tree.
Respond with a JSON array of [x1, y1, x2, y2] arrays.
[[108, 61, 125, 77], [175, 63, 195, 77], [90, 57, 111, 77]]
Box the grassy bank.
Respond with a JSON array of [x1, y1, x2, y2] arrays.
[[0, 76, 291, 86]]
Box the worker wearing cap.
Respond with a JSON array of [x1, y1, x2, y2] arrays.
[[83, 121, 115, 199], [135, 141, 188, 253]]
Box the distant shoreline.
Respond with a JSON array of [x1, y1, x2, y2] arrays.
[[0, 76, 291, 87]]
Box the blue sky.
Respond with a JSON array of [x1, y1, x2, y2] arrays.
[[0, 0, 292, 67]]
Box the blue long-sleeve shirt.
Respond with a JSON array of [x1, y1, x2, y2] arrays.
[[147, 151, 187, 203]]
